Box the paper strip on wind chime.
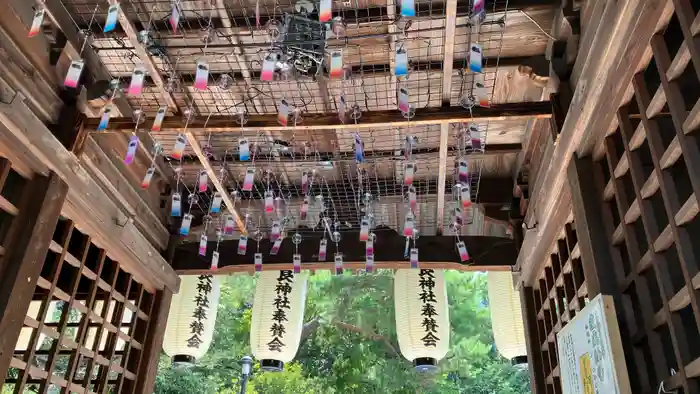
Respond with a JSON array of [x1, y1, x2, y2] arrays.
[[359, 218, 370, 241], [270, 221, 281, 241], [293, 254, 301, 274], [261, 54, 276, 81], [124, 135, 139, 165], [64, 60, 84, 88], [461, 184, 472, 208], [458, 158, 469, 183], [141, 166, 155, 189], [224, 215, 235, 235], [152, 107, 167, 132], [238, 235, 248, 255], [473, 73, 489, 107], [329, 51, 343, 79], [28, 9, 45, 38], [338, 95, 347, 123], [334, 254, 344, 275], [469, 44, 483, 73], [264, 191, 275, 213], [194, 60, 210, 91], [472, 0, 485, 19], [254, 252, 263, 272], [211, 192, 223, 213], [301, 171, 310, 194], [198, 170, 208, 193], [454, 207, 464, 226], [97, 106, 112, 131], [128, 66, 146, 97], [410, 248, 419, 269], [170, 2, 180, 32], [171, 134, 187, 160], [457, 240, 469, 262], [242, 167, 255, 191], [398, 87, 410, 114], [104, 3, 120, 33], [319, 0, 332, 22], [239, 138, 250, 161], [270, 238, 283, 255], [171, 192, 181, 216], [318, 239, 327, 261], [403, 214, 415, 237], [395, 47, 409, 78], [277, 99, 290, 126], [180, 213, 193, 236], [199, 234, 208, 256], [404, 162, 415, 186], [401, 0, 415, 17], [211, 250, 219, 270], [365, 255, 374, 273], [354, 134, 364, 162], [470, 125, 483, 151], [300, 196, 309, 220], [408, 186, 417, 212], [366, 238, 374, 257]]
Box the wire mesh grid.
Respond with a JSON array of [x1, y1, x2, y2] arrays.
[[59, 0, 511, 239]]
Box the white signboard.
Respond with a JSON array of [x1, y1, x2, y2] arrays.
[[556, 294, 631, 394]]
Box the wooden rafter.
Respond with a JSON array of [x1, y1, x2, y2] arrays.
[[86, 101, 552, 132]]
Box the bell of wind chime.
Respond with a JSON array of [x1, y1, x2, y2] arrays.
[[394, 269, 450, 372], [163, 275, 221, 366], [250, 270, 309, 372]]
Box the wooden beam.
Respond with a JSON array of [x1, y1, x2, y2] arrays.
[[0, 92, 179, 292], [87, 101, 552, 133], [178, 262, 511, 275], [172, 232, 518, 273], [441, 0, 458, 106], [518, 0, 672, 285], [184, 132, 247, 235], [0, 173, 68, 387], [436, 122, 450, 235], [132, 289, 173, 394]]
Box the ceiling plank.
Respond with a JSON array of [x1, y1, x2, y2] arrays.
[[436, 122, 450, 235], [441, 0, 458, 105], [176, 262, 510, 275], [87, 101, 552, 132], [184, 132, 247, 235]]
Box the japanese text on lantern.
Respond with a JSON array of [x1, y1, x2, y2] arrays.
[[269, 270, 294, 351], [188, 275, 213, 348], [418, 269, 440, 347]]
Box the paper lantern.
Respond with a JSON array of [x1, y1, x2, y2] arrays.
[[163, 275, 220, 365], [394, 269, 450, 372], [487, 271, 527, 365], [250, 270, 308, 372], [15, 301, 58, 351]]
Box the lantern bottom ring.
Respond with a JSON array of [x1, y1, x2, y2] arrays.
[[260, 359, 284, 372], [172, 354, 196, 367], [511, 355, 528, 366], [412, 357, 438, 373]]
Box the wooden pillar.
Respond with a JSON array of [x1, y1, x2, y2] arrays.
[[520, 286, 546, 394], [132, 288, 173, 394], [0, 172, 68, 386]]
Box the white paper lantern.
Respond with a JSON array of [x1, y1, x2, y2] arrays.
[[163, 275, 220, 366], [394, 269, 450, 372], [487, 271, 527, 365], [250, 270, 308, 372]]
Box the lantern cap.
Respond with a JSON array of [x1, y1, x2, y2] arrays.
[[511, 355, 528, 366], [172, 355, 196, 368], [260, 359, 284, 372], [413, 357, 438, 373]]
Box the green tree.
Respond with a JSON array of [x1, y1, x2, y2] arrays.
[[154, 271, 530, 394]]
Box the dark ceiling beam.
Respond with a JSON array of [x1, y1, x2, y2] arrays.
[[171, 230, 517, 274], [75, 0, 558, 36], [87, 101, 552, 132], [173, 143, 521, 165]]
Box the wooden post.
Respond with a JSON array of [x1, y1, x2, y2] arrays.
[[0, 172, 68, 386], [133, 288, 173, 394]]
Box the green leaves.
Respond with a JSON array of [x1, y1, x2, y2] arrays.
[[155, 271, 530, 394]]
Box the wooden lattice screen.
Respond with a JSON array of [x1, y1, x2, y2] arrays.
[[522, 1, 700, 393], [0, 156, 171, 393]]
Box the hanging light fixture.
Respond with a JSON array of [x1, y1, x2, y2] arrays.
[[394, 269, 450, 372], [250, 270, 309, 372], [487, 272, 528, 366], [163, 275, 221, 366]]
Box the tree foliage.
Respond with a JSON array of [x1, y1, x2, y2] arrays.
[[154, 271, 530, 394]]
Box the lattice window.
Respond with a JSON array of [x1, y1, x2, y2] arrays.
[[522, 215, 586, 394], [3, 212, 160, 392]]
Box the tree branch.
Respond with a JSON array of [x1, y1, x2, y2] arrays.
[[332, 320, 400, 358]]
